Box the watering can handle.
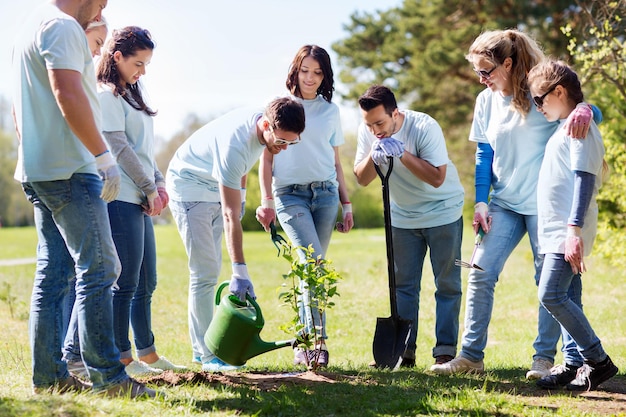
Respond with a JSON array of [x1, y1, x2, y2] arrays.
[[215, 281, 265, 326]]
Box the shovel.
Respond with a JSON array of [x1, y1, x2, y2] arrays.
[[372, 158, 412, 369]]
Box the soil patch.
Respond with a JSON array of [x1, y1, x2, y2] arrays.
[[145, 370, 365, 392]]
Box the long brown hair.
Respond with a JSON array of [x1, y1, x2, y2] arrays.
[[286, 45, 335, 103], [97, 26, 156, 116]]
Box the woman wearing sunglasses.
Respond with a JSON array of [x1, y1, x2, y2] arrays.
[[256, 45, 354, 368], [431, 29, 598, 378]]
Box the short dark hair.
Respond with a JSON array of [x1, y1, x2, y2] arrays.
[[265, 97, 305, 135], [358, 85, 398, 116]]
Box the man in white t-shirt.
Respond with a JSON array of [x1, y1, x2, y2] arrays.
[[12, 0, 155, 398], [354, 85, 465, 368], [166, 97, 305, 371]]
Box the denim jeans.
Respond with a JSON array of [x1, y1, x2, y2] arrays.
[[170, 200, 223, 362], [107, 201, 158, 359], [275, 181, 339, 339], [23, 174, 126, 389], [539, 254, 606, 363], [460, 203, 581, 364], [392, 217, 463, 359]]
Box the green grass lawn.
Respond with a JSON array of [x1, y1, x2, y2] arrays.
[[0, 224, 624, 416]]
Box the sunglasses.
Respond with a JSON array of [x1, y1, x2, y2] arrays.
[[269, 126, 301, 146], [474, 64, 498, 79], [532, 85, 557, 108]]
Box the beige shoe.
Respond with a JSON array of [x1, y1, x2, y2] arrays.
[[142, 356, 187, 372], [430, 356, 484, 375], [33, 375, 92, 395], [526, 358, 553, 380], [101, 378, 160, 399], [125, 360, 163, 377]]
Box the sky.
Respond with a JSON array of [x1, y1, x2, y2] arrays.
[[0, 0, 401, 140]]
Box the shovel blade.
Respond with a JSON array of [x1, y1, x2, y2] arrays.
[[372, 316, 412, 370]]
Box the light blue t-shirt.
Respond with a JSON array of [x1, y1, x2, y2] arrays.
[[13, 4, 99, 182], [272, 95, 344, 188], [99, 84, 156, 205], [537, 120, 604, 256], [166, 107, 265, 202], [469, 88, 559, 215], [354, 110, 465, 229]]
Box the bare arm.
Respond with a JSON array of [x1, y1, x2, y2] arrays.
[[256, 148, 276, 231], [353, 148, 378, 186], [398, 151, 447, 188], [49, 68, 107, 155], [220, 183, 245, 264]]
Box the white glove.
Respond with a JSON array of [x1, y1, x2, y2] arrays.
[[95, 151, 121, 202], [229, 263, 256, 301], [378, 137, 405, 157], [371, 141, 389, 166], [473, 202, 491, 233]]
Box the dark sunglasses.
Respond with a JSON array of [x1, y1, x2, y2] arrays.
[[532, 85, 557, 108], [474, 64, 498, 79]]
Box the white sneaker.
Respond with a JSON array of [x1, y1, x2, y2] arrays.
[[125, 360, 163, 377], [430, 356, 484, 375], [142, 356, 187, 372], [526, 358, 554, 380], [202, 357, 240, 372]]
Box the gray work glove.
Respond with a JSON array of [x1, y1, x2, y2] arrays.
[[230, 263, 256, 302]]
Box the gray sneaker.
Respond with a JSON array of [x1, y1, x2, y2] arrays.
[[101, 378, 160, 399], [33, 375, 92, 395]]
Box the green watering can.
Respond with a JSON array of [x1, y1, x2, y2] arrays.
[[205, 281, 294, 366]]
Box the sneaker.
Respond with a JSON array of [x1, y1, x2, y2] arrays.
[[566, 356, 618, 391], [294, 348, 308, 365], [434, 355, 455, 365], [67, 360, 90, 380], [33, 375, 92, 395], [536, 363, 579, 389], [526, 358, 554, 380], [307, 349, 329, 367], [142, 356, 187, 372], [125, 360, 163, 377], [430, 356, 484, 374], [101, 377, 159, 399], [192, 356, 202, 365], [400, 357, 415, 368], [202, 357, 240, 372]]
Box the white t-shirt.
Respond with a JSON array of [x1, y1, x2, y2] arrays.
[[354, 110, 464, 229], [271, 95, 343, 188], [469, 88, 559, 214], [166, 107, 265, 202], [99, 84, 156, 205], [13, 4, 99, 182], [537, 120, 604, 256]]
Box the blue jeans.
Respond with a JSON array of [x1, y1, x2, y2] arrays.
[[392, 217, 463, 359], [460, 203, 582, 364], [23, 174, 127, 389], [539, 254, 605, 364], [275, 181, 339, 340], [170, 200, 223, 362], [107, 201, 158, 359]]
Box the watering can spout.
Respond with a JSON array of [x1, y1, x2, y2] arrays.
[[205, 282, 295, 366], [244, 337, 294, 362]]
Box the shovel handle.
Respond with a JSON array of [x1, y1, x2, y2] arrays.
[[374, 158, 401, 319]]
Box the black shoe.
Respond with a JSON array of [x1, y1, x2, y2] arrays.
[[400, 357, 415, 368], [566, 356, 618, 391], [536, 364, 579, 389]]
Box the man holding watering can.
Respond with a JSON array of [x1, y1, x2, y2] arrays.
[[166, 98, 305, 372]]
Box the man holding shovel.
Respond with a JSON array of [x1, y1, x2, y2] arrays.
[[353, 85, 465, 368]]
